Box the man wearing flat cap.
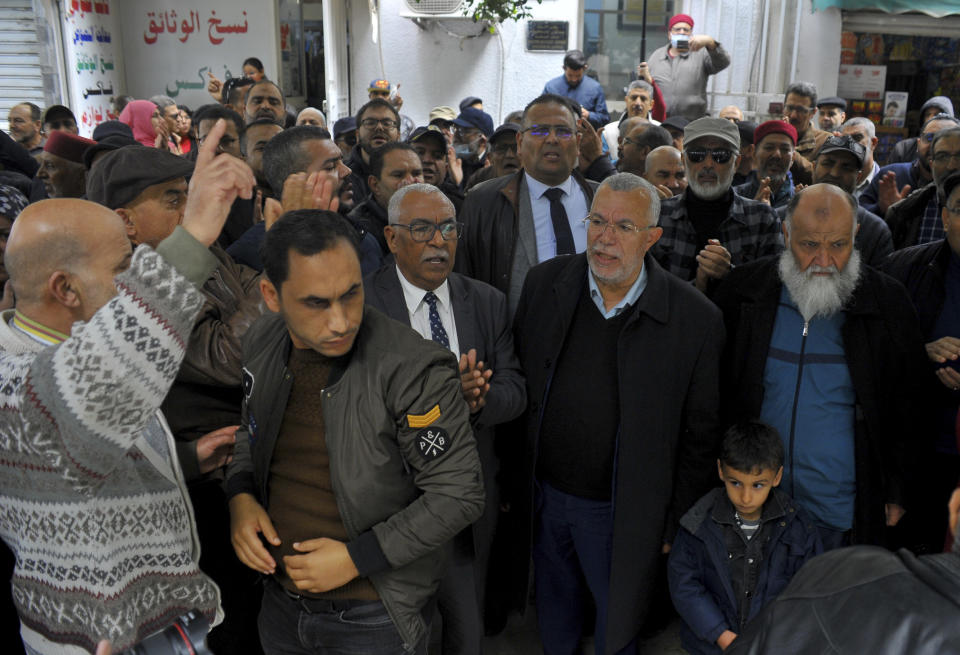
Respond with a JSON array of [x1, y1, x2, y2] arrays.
[[86, 142, 265, 651], [653, 117, 782, 294], [648, 14, 730, 120], [36, 130, 96, 199], [817, 97, 847, 133], [542, 49, 610, 129]]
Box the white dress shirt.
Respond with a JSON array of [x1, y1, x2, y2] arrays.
[[525, 172, 590, 262], [396, 266, 460, 356]]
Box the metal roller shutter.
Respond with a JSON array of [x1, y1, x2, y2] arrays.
[[0, 0, 46, 132]]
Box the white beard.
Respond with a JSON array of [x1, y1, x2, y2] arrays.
[[778, 248, 862, 322], [687, 163, 735, 200]]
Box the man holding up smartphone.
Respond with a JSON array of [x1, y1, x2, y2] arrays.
[[647, 13, 730, 121]]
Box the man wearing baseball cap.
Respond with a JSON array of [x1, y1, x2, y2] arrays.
[[41, 104, 79, 135], [409, 125, 464, 212], [452, 106, 495, 188], [734, 120, 798, 209], [542, 49, 610, 129], [647, 14, 730, 120], [367, 78, 414, 140], [36, 130, 96, 199], [653, 117, 782, 293]]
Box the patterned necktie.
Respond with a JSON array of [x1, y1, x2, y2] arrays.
[[543, 187, 575, 255], [423, 291, 450, 349]]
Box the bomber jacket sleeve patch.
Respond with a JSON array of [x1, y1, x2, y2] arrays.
[[416, 426, 450, 460], [407, 403, 441, 428]]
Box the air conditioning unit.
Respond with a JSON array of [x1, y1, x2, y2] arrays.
[[399, 0, 469, 19]]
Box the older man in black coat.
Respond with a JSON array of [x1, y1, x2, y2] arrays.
[[509, 172, 724, 654]]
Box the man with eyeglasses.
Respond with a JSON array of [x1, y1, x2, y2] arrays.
[[365, 183, 525, 655], [616, 119, 672, 177], [345, 98, 402, 207], [860, 114, 960, 227], [647, 13, 729, 121], [509, 171, 723, 655], [653, 117, 782, 293], [452, 106, 495, 189], [883, 170, 960, 555], [348, 142, 424, 254], [840, 117, 881, 198], [458, 94, 597, 317], [885, 127, 960, 250], [781, 81, 830, 186]]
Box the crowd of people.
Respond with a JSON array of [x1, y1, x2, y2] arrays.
[[1, 11, 960, 655]]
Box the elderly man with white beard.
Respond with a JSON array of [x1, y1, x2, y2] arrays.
[[713, 184, 928, 551], [652, 117, 782, 294]]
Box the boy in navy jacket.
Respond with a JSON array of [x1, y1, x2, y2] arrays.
[[668, 421, 822, 653]]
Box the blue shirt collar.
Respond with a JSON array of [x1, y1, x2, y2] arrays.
[[587, 264, 648, 319]]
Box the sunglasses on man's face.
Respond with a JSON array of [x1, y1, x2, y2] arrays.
[[685, 148, 735, 164]]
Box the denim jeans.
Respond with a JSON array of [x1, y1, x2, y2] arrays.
[[258, 579, 423, 655], [533, 481, 638, 655]]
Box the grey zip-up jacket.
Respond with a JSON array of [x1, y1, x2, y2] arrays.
[[225, 306, 484, 650]]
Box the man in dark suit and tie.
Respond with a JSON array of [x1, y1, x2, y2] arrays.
[[364, 182, 526, 655]]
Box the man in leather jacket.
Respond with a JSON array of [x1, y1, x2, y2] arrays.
[[86, 143, 266, 654], [728, 488, 960, 655]]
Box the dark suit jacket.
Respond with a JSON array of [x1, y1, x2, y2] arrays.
[[363, 265, 527, 548], [511, 253, 724, 654]]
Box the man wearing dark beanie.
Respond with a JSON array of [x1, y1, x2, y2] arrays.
[[35, 130, 95, 198], [87, 140, 266, 653]]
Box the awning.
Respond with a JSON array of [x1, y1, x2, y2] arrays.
[[812, 0, 960, 17]]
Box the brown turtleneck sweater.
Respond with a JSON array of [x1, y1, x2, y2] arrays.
[[268, 346, 378, 599]]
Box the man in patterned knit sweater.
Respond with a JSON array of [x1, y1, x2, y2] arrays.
[[0, 119, 255, 654]]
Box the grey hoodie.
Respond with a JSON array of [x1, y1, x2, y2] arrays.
[[922, 95, 955, 118]]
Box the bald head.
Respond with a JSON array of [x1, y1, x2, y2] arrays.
[[296, 107, 326, 128], [6, 199, 131, 321], [643, 146, 686, 196], [784, 183, 857, 238]]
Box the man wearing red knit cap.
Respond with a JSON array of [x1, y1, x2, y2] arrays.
[[35, 130, 96, 199], [647, 13, 729, 121], [735, 120, 798, 209]]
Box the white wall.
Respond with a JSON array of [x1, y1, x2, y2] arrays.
[[117, 0, 279, 111], [348, 0, 582, 125]]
